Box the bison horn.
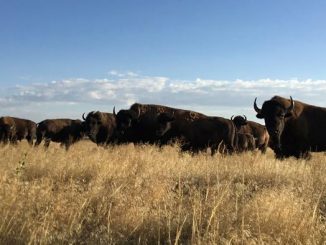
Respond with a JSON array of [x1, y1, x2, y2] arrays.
[[82, 113, 86, 120], [243, 115, 247, 121], [113, 106, 116, 117], [254, 98, 262, 114], [287, 96, 294, 113], [231, 115, 234, 121]]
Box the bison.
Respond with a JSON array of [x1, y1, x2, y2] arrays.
[[254, 95, 326, 159], [35, 119, 85, 150], [231, 115, 269, 153], [113, 103, 207, 144], [156, 112, 236, 155], [0, 116, 36, 145], [82, 111, 117, 146], [236, 132, 256, 152], [0, 117, 15, 144]]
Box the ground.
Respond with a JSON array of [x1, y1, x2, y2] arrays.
[[0, 141, 326, 244]]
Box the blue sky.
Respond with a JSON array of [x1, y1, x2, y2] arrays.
[[1, 1, 326, 121]]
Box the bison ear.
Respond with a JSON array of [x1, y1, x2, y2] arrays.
[[256, 113, 264, 119], [285, 111, 293, 118]]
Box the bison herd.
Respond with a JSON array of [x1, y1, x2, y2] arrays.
[[1, 95, 326, 159]]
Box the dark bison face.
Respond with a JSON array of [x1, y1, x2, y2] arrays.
[[82, 111, 103, 141], [0, 123, 15, 143], [254, 97, 294, 153], [113, 108, 139, 134], [156, 113, 175, 137], [231, 115, 247, 130]]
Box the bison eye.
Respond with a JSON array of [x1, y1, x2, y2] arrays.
[[278, 113, 285, 119]]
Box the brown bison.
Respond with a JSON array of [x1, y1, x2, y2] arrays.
[[254, 95, 326, 159], [113, 103, 207, 144], [156, 112, 236, 155], [0, 116, 37, 145], [35, 119, 85, 150], [82, 111, 117, 146], [236, 132, 256, 152], [231, 115, 269, 153]]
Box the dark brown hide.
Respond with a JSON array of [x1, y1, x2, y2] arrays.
[[83, 111, 117, 145], [35, 119, 84, 150], [0, 116, 36, 145], [254, 96, 326, 158]]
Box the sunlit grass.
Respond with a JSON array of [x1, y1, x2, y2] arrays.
[[0, 141, 326, 244]]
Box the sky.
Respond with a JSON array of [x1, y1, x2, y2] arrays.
[[1, 0, 326, 122]]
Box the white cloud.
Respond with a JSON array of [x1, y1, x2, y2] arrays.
[[1, 72, 326, 122]]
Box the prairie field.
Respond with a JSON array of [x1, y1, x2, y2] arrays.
[[1, 141, 326, 244]]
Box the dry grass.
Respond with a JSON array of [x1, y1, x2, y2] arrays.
[[0, 141, 326, 244]]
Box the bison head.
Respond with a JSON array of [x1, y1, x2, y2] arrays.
[[254, 96, 294, 154], [156, 112, 175, 137], [231, 115, 247, 130], [0, 122, 15, 143], [82, 111, 104, 142], [113, 107, 140, 134]]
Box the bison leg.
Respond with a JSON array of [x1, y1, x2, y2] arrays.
[[181, 143, 192, 152], [3, 135, 10, 144], [296, 151, 312, 160], [302, 151, 312, 160], [62, 136, 74, 151], [191, 147, 200, 155], [211, 142, 225, 155], [217, 141, 233, 155], [259, 145, 267, 154], [26, 136, 34, 146], [63, 139, 73, 151], [35, 131, 44, 147], [211, 145, 217, 156], [258, 143, 268, 154], [10, 136, 18, 145], [44, 139, 51, 148], [274, 149, 297, 160], [2, 137, 8, 145], [34, 139, 42, 147], [1, 132, 9, 144], [63, 142, 70, 151]]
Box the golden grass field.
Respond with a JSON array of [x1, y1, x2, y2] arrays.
[[1, 141, 326, 244]]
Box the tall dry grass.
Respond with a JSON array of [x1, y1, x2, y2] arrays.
[[0, 141, 326, 244]]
